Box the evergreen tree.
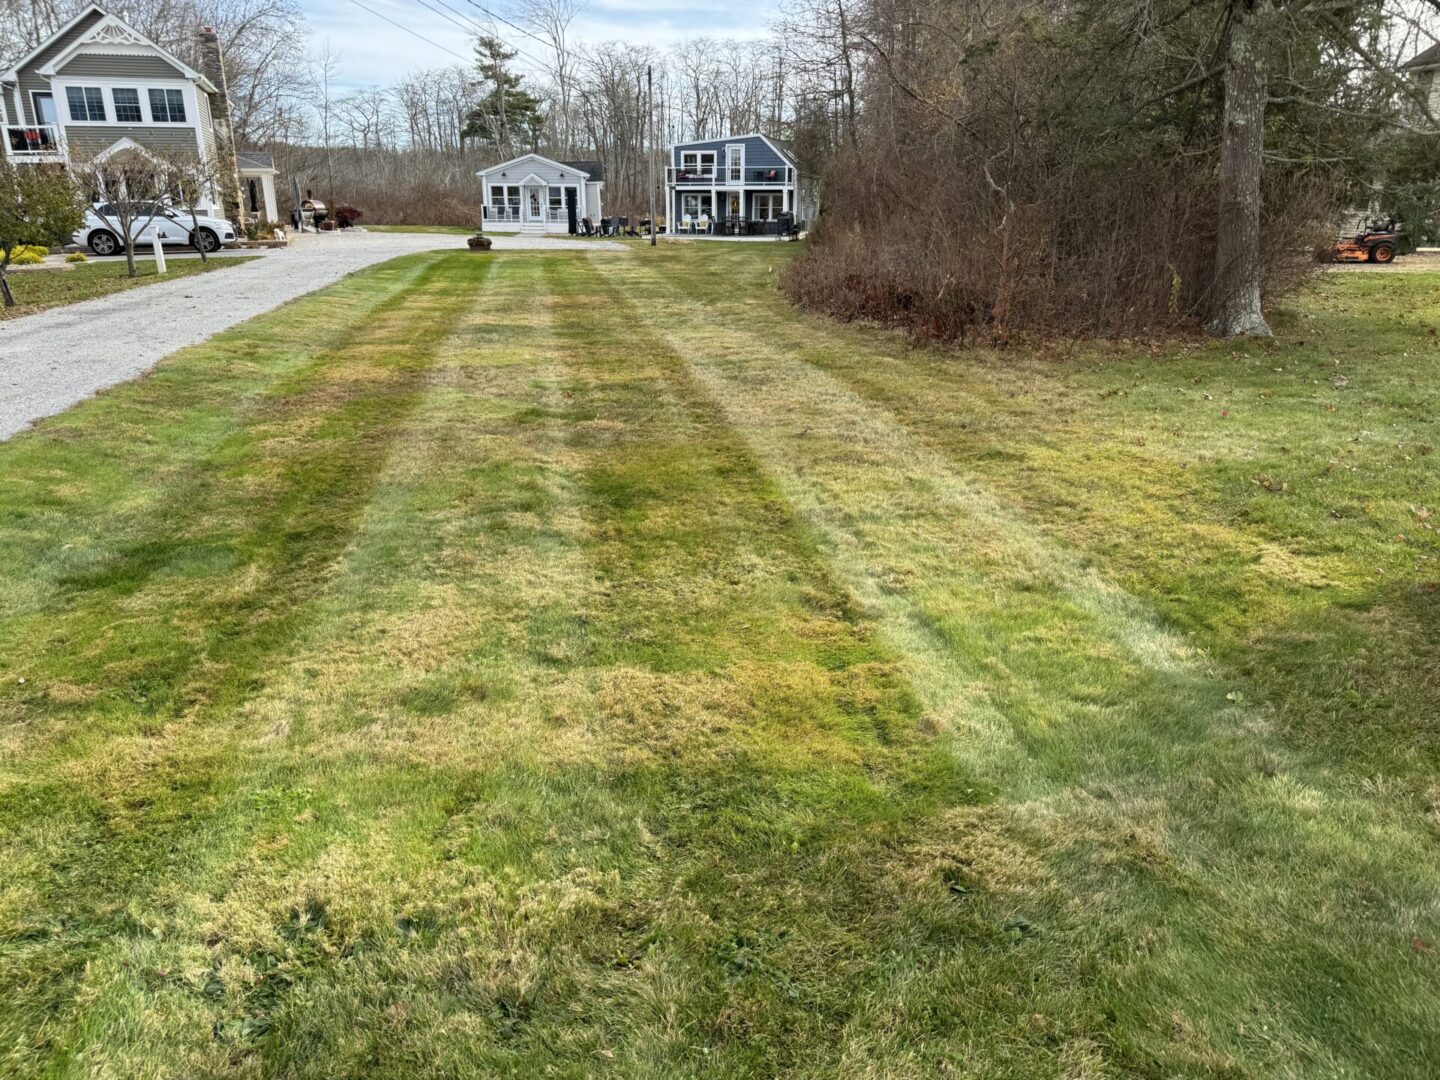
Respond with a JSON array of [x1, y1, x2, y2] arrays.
[[463, 35, 547, 152]]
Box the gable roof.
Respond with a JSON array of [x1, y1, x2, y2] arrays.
[[37, 9, 215, 90], [237, 151, 276, 172], [1, 4, 105, 82], [668, 132, 796, 166], [476, 152, 591, 180], [1405, 42, 1440, 70]]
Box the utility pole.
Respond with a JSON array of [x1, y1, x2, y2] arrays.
[[648, 64, 657, 246]]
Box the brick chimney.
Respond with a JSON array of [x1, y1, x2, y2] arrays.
[[196, 25, 244, 223]]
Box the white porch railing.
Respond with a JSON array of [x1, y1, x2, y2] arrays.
[[666, 165, 792, 185], [487, 205, 521, 222], [5, 124, 64, 159]]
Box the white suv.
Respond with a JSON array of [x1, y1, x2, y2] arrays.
[[74, 202, 239, 256]]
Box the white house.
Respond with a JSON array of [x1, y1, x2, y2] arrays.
[[477, 153, 604, 233]]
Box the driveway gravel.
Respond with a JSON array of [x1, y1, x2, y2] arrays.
[[0, 230, 623, 440]]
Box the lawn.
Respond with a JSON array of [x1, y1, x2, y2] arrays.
[[0, 246, 1436, 1077], [0, 257, 251, 319], [364, 224, 476, 234]]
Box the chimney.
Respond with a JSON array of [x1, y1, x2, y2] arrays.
[[196, 25, 244, 223]]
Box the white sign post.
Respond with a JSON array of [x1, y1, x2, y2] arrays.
[[151, 233, 167, 275]]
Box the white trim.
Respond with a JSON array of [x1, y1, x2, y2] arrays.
[[0, 4, 105, 83], [668, 132, 796, 168], [38, 12, 217, 92], [725, 142, 744, 184], [476, 151, 589, 181]]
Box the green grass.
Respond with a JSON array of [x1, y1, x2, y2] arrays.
[[364, 224, 476, 234], [0, 257, 253, 319], [0, 246, 1436, 1077]]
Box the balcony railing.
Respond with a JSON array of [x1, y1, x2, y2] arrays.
[[667, 165, 793, 185], [5, 124, 64, 158]]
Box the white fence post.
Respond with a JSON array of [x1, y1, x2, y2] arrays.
[[151, 233, 167, 275]]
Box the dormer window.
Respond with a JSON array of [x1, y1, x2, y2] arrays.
[[65, 86, 106, 122], [148, 88, 186, 123], [113, 88, 142, 123]]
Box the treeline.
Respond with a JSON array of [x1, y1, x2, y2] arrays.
[[779, 0, 1440, 339], [279, 30, 806, 224]]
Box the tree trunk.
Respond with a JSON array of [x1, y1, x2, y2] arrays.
[[1207, 0, 1272, 337]]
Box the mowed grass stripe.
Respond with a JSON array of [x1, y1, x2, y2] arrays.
[[610, 251, 1440, 1076], [0, 253, 489, 1074]]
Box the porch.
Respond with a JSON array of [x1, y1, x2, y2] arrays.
[[4, 124, 66, 163], [665, 165, 795, 185]]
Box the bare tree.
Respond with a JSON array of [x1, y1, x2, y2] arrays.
[[69, 148, 177, 278]]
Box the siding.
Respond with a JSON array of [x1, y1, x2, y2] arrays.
[[16, 8, 105, 123], [671, 134, 790, 170], [56, 54, 185, 79], [63, 124, 201, 157], [479, 154, 591, 186]]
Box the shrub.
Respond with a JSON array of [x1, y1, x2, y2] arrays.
[[66, 251, 87, 263], [333, 205, 364, 227], [9, 245, 46, 265]]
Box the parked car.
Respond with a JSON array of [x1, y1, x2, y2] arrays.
[[74, 202, 239, 256]]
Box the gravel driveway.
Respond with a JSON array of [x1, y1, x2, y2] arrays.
[[0, 230, 623, 441]]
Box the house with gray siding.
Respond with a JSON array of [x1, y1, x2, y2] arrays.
[[1, 5, 278, 223], [477, 153, 605, 233], [665, 134, 808, 235]]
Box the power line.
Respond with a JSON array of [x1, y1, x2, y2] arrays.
[[461, 0, 553, 51], [341, 0, 472, 64], [428, 0, 489, 34], [411, 0, 482, 37]]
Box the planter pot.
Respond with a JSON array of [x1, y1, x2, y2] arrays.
[[467, 234, 493, 251]]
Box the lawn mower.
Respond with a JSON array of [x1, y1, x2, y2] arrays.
[[1329, 221, 1400, 264]]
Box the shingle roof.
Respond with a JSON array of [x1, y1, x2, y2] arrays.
[[562, 160, 604, 182], [1405, 42, 1440, 69], [236, 151, 275, 171]]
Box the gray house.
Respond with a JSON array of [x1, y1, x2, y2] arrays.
[[665, 133, 809, 235], [1, 5, 276, 223]]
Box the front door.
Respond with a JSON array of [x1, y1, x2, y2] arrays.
[[32, 92, 57, 126], [526, 186, 543, 223]]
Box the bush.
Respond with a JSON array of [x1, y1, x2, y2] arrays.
[[333, 205, 364, 227], [66, 251, 87, 263], [9, 245, 47, 265]]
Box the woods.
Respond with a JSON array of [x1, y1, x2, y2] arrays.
[[784, 0, 1440, 338]]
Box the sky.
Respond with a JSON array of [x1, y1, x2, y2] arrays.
[[304, 0, 783, 93]]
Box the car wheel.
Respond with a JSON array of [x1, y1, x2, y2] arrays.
[[192, 228, 219, 253], [88, 230, 119, 256], [1370, 244, 1394, 264]]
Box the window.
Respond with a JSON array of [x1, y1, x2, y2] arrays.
[[548, 186, 563, 208], [753, 192, 783, 221], [680, 150, 715, 177], [726, 145, 743, 182], [681, 192, 712, 218], [66, 86, 106, 122], [148, 88, 186, 122], [112, 88, 142, 123], [490, 184, 520, 219]]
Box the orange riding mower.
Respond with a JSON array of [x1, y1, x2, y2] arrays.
[[1327, 221, 1401, 264]]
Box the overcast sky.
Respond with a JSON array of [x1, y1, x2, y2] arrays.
[[305, 0, 782, 92]]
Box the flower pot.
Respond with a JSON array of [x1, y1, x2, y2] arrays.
[[467, 234, 493, 251]]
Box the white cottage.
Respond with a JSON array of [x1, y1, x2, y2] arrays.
[[477, 153, 604, 234]]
